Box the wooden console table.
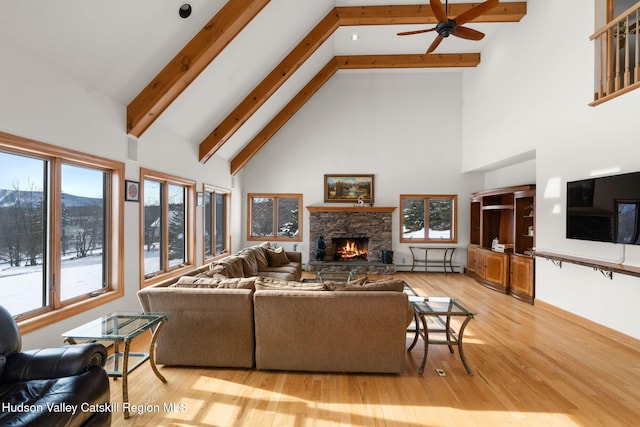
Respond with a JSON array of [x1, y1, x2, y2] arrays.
[[533, 251, 640, 280]]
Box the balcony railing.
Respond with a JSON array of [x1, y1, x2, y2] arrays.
[[590, 1, 640, 105]]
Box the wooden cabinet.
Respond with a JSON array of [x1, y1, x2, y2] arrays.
[[467, 246, 510, 294], [467, 245, 478, 273], [467, 185, 536, 303], [510, 254, 535, 303]]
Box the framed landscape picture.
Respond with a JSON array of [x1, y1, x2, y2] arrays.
[[324, 174, 374, 203]]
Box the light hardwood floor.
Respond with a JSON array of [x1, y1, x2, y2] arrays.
[[110, 272, 640, 426]]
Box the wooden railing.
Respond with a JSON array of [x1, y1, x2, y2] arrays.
[[590, 1, 640, 105]]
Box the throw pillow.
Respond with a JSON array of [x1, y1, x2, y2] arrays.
[[172, 276, 220, 288], [200, 264, 226, 277], [217, 256, 245, 278], [216, 277, 256, 290], [253, 246, 269, 271], [239, 250, 259, 276], [265, 247, 290, 267], [323, 276, 367, 291], [172, 276, 256, 289], [362, 279, 405, 292], [326, 278, 404, 292], [255, 277, 325, 291]]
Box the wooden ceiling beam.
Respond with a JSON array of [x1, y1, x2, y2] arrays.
[[200, 3, 526, 163], [229, 59, 340, 174], [126, 0, 270, 137], [335, 53, 480, 69], [199, 10, 341, 163], [336, 2, 526, 26], [229, 53, 480, 175]]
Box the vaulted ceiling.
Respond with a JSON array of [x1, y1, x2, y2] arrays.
[[1, 1, 526, 174]]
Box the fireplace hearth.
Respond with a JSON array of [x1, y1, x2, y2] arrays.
[[332, 237, 368, 261]]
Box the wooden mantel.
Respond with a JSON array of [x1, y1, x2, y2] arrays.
[[306, 206, 396, 213]]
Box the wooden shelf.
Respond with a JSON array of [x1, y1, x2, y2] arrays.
[[469, 184, 536, 303], [533, 251, 640, 279], [482, 205, 514, 210]]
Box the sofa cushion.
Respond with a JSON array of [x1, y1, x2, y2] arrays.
[[252, 246, 270, 271], [215, 256, 245, 278], [265, 247, 290, 267], [255, 277, 325, 291], [325, 278, 405, 292], [256, 271, 299, 281], [239, 249, 259, 276], [198, 264, 226, 277], [172, 275, 256, 289]]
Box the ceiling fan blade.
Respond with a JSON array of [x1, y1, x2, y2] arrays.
[[426, 35, 444, 54], [430, 0, 448, 23], [452, 26, 485, 41], [455, 0, 499, 26], [397, 28, 437, 36]]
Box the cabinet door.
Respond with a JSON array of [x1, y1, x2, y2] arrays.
[[510, 255, 534, 303], [484, 252, 508, 288], [467, 247, 477, 273], [476, 250, 486, 278]]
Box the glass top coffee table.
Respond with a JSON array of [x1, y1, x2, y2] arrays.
[[407, 297, 476, 375], [62, 312, 170, 419]]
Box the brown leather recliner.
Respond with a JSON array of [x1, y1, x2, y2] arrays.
[[0, 305, 111, 426]]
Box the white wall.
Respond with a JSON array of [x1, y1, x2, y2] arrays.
[[241, 71, 482, 269], [463, 0, 640, 339], [0, 43, 237, 348]]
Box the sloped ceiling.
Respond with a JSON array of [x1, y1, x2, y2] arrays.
[[0, 1, 526, 174]]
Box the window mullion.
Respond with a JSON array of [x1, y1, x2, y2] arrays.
[[49, 158, 63, 309], [273, 196, 279, 238], [162, 181, 169, 273]]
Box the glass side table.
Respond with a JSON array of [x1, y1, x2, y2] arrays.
[[62, 312, 170, 419], [407, 297, 476, 375]]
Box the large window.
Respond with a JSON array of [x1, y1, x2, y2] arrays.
[[0, 132, 124, 328], [400, 194, 457, 243], [204, 185, 230, 260], [140, 168, 195, 285], [248, 193, 302, 241]]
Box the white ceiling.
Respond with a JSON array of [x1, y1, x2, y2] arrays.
[[0, 0, 522, 164]]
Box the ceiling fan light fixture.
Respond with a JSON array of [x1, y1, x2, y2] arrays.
[[179, 3, 192, 19], [436, 20, 457, 37]]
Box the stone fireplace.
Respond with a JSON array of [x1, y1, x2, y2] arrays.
[[307, 206, 396, 274]]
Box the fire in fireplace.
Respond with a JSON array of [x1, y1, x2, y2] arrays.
[[332, 238, 368, 261]]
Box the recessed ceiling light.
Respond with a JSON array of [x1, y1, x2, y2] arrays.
[[179, 3, 192, 19], [351, 34, 359, 41]]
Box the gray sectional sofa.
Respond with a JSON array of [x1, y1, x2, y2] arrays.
[[211, 242, 302, 281], [137, 245, 412, 374]]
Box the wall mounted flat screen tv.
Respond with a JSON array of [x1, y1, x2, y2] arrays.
[[567, 171, 640, 244]]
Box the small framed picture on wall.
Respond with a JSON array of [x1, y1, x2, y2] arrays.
[[125, 180, 140, 202]]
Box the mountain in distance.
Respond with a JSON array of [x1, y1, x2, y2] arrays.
[[0, 189, 102, 208]]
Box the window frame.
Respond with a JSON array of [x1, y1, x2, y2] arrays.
[[203, 184, 231, 262], [139, 168, 196, 288], [399, 194, 458, 244], [247, 193, 303, 242], [0, 131, 124, 334]]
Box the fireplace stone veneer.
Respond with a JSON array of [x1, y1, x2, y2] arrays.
[[307, 206, 396, 274]]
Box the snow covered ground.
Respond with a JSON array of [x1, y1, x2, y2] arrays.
[[0, 251, 160, 317]]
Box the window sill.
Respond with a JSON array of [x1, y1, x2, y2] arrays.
[[17, 289, 124, 335]]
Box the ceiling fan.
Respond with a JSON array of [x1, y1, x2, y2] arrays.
[[397, 0, 499, 54]]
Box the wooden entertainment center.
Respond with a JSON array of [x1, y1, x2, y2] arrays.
[[467, 185, 536, 304]]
